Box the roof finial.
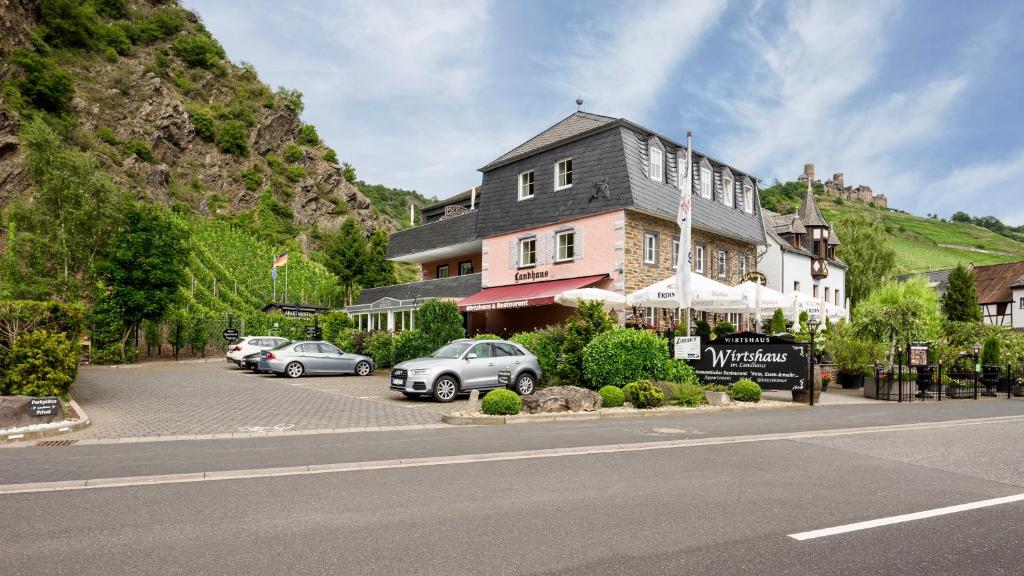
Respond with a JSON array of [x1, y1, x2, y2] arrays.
[[576, 96, 584, 111]]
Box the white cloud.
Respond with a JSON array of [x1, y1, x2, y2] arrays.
[[924, 150, 1024, 224], [560, 0, 727, 120]]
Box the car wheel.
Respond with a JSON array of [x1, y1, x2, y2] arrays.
[[514, 373, 536, 396], [432, 376, 458, 403], [285, 362, 304, 379], [401, 392, 421, 399], [355, 361, 372, 376]]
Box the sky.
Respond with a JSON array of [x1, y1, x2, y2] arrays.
[[187, 0, 1024, 224]]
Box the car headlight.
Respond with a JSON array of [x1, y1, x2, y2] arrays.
[[409, 368, 431, 375]]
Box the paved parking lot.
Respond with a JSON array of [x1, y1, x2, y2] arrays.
[[66, 360, 466, 440]]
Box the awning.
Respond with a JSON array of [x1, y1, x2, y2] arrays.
[[459, 275, 608, 312]]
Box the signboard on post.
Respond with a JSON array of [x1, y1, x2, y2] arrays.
[[909, 343, 929, 367], [222, 328, 239, 341], [674, 336, 701, 360], [688, 332, 808, 390], [304, 326, 322, 340]]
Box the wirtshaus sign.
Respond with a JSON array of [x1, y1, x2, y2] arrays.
[[689, 332, 809, 390]]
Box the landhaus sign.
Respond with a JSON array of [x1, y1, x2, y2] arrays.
[[689, 332, 809, 390]]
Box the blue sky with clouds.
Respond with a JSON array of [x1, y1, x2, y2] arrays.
[[187, 0, 1024, 224]]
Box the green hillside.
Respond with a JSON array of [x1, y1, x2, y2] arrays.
[[761, 182, 1024, 275]]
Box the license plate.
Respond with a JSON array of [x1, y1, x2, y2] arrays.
[[392, 378, 403, 385]]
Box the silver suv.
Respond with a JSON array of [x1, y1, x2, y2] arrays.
[[391, 339, 541, 402]]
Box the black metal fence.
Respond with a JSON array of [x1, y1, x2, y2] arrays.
[[868, 364, 1022, 402]]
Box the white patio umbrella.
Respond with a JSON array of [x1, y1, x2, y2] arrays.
[[786, 291, 823, 319], [736, 281, 799, 320], [627, 274, 749, 312], [555, 287, 626, 310]]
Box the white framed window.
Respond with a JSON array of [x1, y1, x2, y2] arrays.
[[812, 284, 819, 298], [716, 250, 727, 278], [700, 166, 712, 199], [518, 170, 535, 200], [556, 230, 575, 262], [671, 239, 679, 270], [695, 245, 705, 274], [649, 146, 663, 182], [743, 185, 753, 213], [723, 177, 734, 207], [643, 233, 657, 265], [519, 237, 536, 267], [555, 158, 573, 190], [738, 253, 748, 278]]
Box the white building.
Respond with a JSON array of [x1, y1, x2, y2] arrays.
[[759, 187, 847, 313], [1013, 275, 1024, 330]]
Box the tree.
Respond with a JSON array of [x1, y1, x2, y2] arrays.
[[770, 308, 787, 333], [322, 218, 367, 306], [98, 205, 189, 361], [556, 301, 615, 385], [942, 264, 981, 322], [361, 228, 396, 288], [951, 211, 972, 223], [853, 278, 943, 367], [835, 214, 896, 309], [415, 299, 464, 351]]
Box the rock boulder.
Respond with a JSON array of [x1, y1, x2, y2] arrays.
[[520, 386, 602, 414]]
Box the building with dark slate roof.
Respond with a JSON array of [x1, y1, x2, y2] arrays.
[[349, 110, 770, 335], [760, 184, 848, 313]]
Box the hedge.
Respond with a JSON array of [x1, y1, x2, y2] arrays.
[[3, 329, 79, 397], [583, 329, 668, 388], [481, 388, 521, 415], [363, 331, 395, 368], [393, 329, 432, 364], [730, 379, 762, 402], [510, 325, 565, 379]]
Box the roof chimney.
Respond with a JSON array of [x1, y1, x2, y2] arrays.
[[470, 187, 476, 210], [576, 96, 584, 111]]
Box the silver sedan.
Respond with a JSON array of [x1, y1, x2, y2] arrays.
[[390, 339, 542, 402], [258, 341, 375, 378]]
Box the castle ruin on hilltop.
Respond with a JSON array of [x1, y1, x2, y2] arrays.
[[797, 163, 887, 208]]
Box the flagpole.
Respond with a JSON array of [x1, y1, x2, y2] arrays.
[[285, 261, 289, 304], [273, 264, 277, 302], [676, 130, 694, 336]]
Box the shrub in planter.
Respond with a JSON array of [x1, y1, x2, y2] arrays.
[[583, 329, 667, 388], [481, 388, 521, 415], [622, 380, 665, 409], [3, 330, 78, 397], [598, 385, 624, 408], [363, 331, 395, 368], [393, 329, 432, 364], [669, 381, 706, 407], [660, 359, 697, 384], [730, 379, 762, 402]]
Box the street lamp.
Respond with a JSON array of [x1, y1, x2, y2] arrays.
[[807, 315, 821, 406]]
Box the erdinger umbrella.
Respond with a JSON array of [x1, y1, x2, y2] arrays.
[[626, 274, 748, 311], [787, 291, 847, 322], [736, 281, 799, 320], [555, 288, 626, 310]]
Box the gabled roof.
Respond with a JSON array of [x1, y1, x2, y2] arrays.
[[765, 211, 806, 235], [481, 111, 617, 171], [973, 261, 1024, 304], [798, 187, 828, 227], [1012, 274, 1024, 289]]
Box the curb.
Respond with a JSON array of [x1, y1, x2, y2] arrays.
[[442, 402, 799, 425], [1, 399, 92, 444]]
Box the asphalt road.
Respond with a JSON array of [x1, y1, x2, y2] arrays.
[[1, 404, 1022, 575]]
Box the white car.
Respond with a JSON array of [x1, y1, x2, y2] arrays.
[[226, 336, 290, 367]]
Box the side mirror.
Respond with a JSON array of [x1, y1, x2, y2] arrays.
[[466, 353, 478, 360]]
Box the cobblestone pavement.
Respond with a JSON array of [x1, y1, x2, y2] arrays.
[[67, 361, 447, 440]]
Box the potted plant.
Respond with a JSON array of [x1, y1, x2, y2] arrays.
[[823, 321, 882, 390], [980, 337, 1001, 397]]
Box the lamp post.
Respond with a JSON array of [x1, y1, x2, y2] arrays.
[[973, 341, 982, 399], [807, 315, 821, 406]]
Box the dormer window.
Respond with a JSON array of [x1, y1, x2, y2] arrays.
[[518, 170, 535, 200], [649, 146, 663, 182], [700, 165, 712, 199], [555, 158, 573, 191], [743, 184, 753, 213], [723, 176, 734, 207]]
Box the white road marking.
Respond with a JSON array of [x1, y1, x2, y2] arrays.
[[789, 493, 1024, 540], [2, 415, 1023, 494]]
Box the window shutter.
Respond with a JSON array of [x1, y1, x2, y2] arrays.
[[509, 239, 517, 268], [575, 227, 584, 260]]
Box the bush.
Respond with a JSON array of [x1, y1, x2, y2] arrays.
[[216, 120, 249, 156], [322, 148, 338, 164], [695, 320, 712, 337], [770, 308, 787, 333], [39, 0, 102, 49], [473, 333, 501, 340], [285, 165, 306, 182], [598, 385, 624, 408], [12, 50, 75, 114], [730, 379, 762, 402], [283, 143, 304, 163], [172, 34, 225, 69], [320, 311, 354, 345], [298, 124, 320, 145], [557, 301, 614, 385], [96, 126, 120, 146], [510, 326, 565, 379], [190, 108, 216, 142], [364, 331, 395, 368], [713, 321, 736, 338], [3, 330, 78, 397], [123, 139, 153, 162], [670, 381, 706, 407], [241, 168, 262, 191], [393, 329, 432, 363], [481, 388, 521, 415], [416, 299, 465, 351], [660, 359, 697, 384], [622, 380, 664, 409], [981, 337, 1001, 366], [583, 329, 667, 388], [350, 330, 371, 355]]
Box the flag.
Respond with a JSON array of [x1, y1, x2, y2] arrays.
[[271, 266, 277, 280], [675, 132, 693, 309], [273, 253, 289, 267]]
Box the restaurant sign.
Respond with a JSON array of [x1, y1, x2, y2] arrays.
[[689, 332, 809, 390]]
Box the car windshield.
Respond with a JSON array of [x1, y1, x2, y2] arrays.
[[431, 342, 472, 359]]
